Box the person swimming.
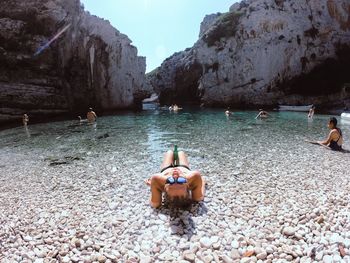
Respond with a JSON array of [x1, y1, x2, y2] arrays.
[[225, 107, 232, 116], [317, 117, 343, 151], [255, 109, 269, 119]]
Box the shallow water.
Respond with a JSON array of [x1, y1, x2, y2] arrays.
[[0, 108, 349, 171]]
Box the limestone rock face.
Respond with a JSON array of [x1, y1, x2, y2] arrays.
[[148, 0, 350, 109], [199, 13, 222, 38], [0, 0, 151, 124]]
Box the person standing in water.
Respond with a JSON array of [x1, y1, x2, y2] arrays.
[[308, 105, 315, 119], [225, 107, 232, 116], [86, 108, 97, 123], [317, 117, 343, 151], [22, 114, 29, 126]]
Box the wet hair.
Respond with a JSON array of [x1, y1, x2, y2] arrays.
[[329, 117, 338, 127], [169, 195, 192, 209], [164, 191, 192, 209]]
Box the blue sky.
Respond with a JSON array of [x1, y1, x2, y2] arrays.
[[81, 0, 237, 72]]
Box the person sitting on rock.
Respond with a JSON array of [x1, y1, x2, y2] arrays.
[[255, 109, 269, 119], [317, 117, 343, 151], [87, 107, 97, 123], [146, 150, 205, 208]]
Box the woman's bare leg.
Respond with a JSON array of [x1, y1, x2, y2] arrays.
[[178, 151, 190, 167], [160, 150, 174, 170]]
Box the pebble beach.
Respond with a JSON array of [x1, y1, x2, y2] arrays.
[[1, 111, 350, 263]]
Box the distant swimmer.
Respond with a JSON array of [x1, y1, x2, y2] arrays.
[[173, 104, 182, 112], [169, 104, 182, 112], [86, 108, 97, 123], [225, 107, 232, 116], [255, 109, 269, 119], [22, 114, 29, 126], [308, 105, 315, 119], [317, 117, 343, 151]]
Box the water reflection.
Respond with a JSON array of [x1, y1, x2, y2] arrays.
[[0, 111, 349, 160], [24, 125, 30, 138]]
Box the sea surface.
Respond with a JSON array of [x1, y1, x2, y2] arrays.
[[0, 107, 349, 173]]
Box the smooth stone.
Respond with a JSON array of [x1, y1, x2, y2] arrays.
[[97, 255, 107, 263], [202, 254, 213, 263], [265, 247, 274, 254], [231, 240, 239, 249], [283, 227, 296, 236], [231, 249, 241, 259], [256, 252, 267, 260], [158, 214, 167, 221], [199, 237, 212, 248], [222, 255, 233, 263], [183, 251, 195, 262], [34, 248, 46, 258], [315, 251, 324, 261], [23, 236, 33, 242], [140, 256, 152, 263], [240, 258, 251, 263], [212, 242, 221, 250], [286, 255, 293, 261], [323, 255, 333, 263]]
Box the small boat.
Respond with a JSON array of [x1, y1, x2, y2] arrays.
[[142, 93, 159, 103], [341, 112, 350, 120], [278, 104, 313, 112]]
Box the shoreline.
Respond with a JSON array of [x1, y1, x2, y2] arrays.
[[0, 106, 346, 132]]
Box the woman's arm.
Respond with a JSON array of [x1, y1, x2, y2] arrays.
[[149, 175, 164, 208], [188, 171, 205, 202], [317, 130, 334, 145]]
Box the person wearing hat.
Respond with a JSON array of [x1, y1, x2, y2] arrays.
[[86, 107, 97, 123]]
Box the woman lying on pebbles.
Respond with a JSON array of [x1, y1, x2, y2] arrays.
[[145, 150, 205, 208]]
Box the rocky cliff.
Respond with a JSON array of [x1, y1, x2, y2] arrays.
[[148, 0, 350, 110], [0, 0, 151, 125]]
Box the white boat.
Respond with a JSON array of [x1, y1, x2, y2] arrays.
[[278, 104, 313, 112], [341, 112, 350, 120], [142, 93, 159, 103]]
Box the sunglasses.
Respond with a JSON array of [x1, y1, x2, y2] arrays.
[[166, 176, 187, 185]]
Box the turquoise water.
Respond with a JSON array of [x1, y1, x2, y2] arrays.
[[0, 108, 349, 174]]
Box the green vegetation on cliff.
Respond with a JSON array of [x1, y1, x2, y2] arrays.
[[202, 11, 244, 47]]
